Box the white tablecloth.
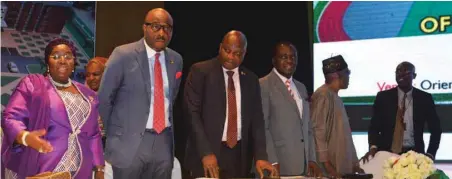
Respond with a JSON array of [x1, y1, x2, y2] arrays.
[[359, 151, 400, 179]]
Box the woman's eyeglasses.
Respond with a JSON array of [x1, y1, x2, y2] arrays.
[[50, 54, 75, 60]]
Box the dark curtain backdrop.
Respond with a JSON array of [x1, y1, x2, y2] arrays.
[[164, 2, 312, 178], [95, 2, 313, 178], [95, 1, 164, 58]]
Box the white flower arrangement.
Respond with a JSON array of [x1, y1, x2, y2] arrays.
[[383, 150, 436, 179]]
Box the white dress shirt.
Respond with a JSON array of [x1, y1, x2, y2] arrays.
[[221, 67, 242, 141], [371, 87, 415, 150], [144, 41, 171, 129], [273, 68, 304, 119], [398, 87, 414, 147]]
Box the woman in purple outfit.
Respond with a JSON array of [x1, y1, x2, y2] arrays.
[[1, 38, 105, 179]]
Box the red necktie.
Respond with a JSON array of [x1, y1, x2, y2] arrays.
[[153, 53, 165, 134], [226, 71, 237, 148]]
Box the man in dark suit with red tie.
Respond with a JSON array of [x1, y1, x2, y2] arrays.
[[183, 30, 277, 178], [363, 62, 442, 162]]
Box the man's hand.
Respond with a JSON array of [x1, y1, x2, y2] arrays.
[[353, 164, 365, 174], [202, 154, 219, 178], [256, 160, 278, 178], [361, 148, 378, 164], [307, 161, 323, 177], [323, 161, 340, 178], [272, 163, 280, 175]]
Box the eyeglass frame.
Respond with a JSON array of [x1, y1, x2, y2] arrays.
[[144, 22, 173, 33], [49, 54, 75, 61]]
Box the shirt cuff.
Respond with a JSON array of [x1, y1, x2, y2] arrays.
[[426, 153, 434, 160]]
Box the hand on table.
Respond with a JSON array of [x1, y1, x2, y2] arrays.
[[323, 161, 340, 178], [202, 154, 219, 178], [307, 161, 323, 177], [273, 163, 280, 176], [360, 148, 378, 164], [353, 165, 365, 174], [256, 160, 278, 178]]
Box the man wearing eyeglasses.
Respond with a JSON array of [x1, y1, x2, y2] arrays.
[[363, 62, 442, 162], [98, 8, 183, 179]]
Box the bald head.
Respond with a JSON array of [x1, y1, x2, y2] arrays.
[[222, 30, 247, 49], [144, 8, 173, 25], [143, 8, 173, 51], [218, 30, 248, 70], [395, 61, 416, 91], [273, 41, 297, 58]]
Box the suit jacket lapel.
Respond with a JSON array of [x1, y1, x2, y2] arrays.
[[294, 81, 307, 120], [412, 88, 420, 128], [269, 71, 300, 118], [164, 50, 176, 103], [134, 39, 152, 102], [388, 88, 399, 129], [238, 67, 247, 126], [213, 59, 227, 130]]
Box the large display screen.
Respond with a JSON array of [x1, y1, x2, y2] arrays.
[[313, 1, 452, 161]]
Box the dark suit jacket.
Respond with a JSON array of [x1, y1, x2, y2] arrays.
[[183, 58, 267, 176], [98, 38, 183, 168], [368, 87, 442, 158]]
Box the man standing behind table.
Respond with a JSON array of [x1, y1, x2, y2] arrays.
[[310, 55, 364, 177], [259, 42, 322, 177], [98, 8, 183, 179], [183, 30, 277, 179], [363, 62, 441, 162]]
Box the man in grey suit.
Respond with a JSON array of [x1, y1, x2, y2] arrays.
[[259, 42, 322, 177], [98, 8, 183, 179]]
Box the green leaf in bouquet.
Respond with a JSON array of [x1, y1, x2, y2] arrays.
[[428, 170, 450, 179]]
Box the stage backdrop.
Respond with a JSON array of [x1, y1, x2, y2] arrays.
[[1, 1, 96, 111], [313, 1, 452, 161]]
